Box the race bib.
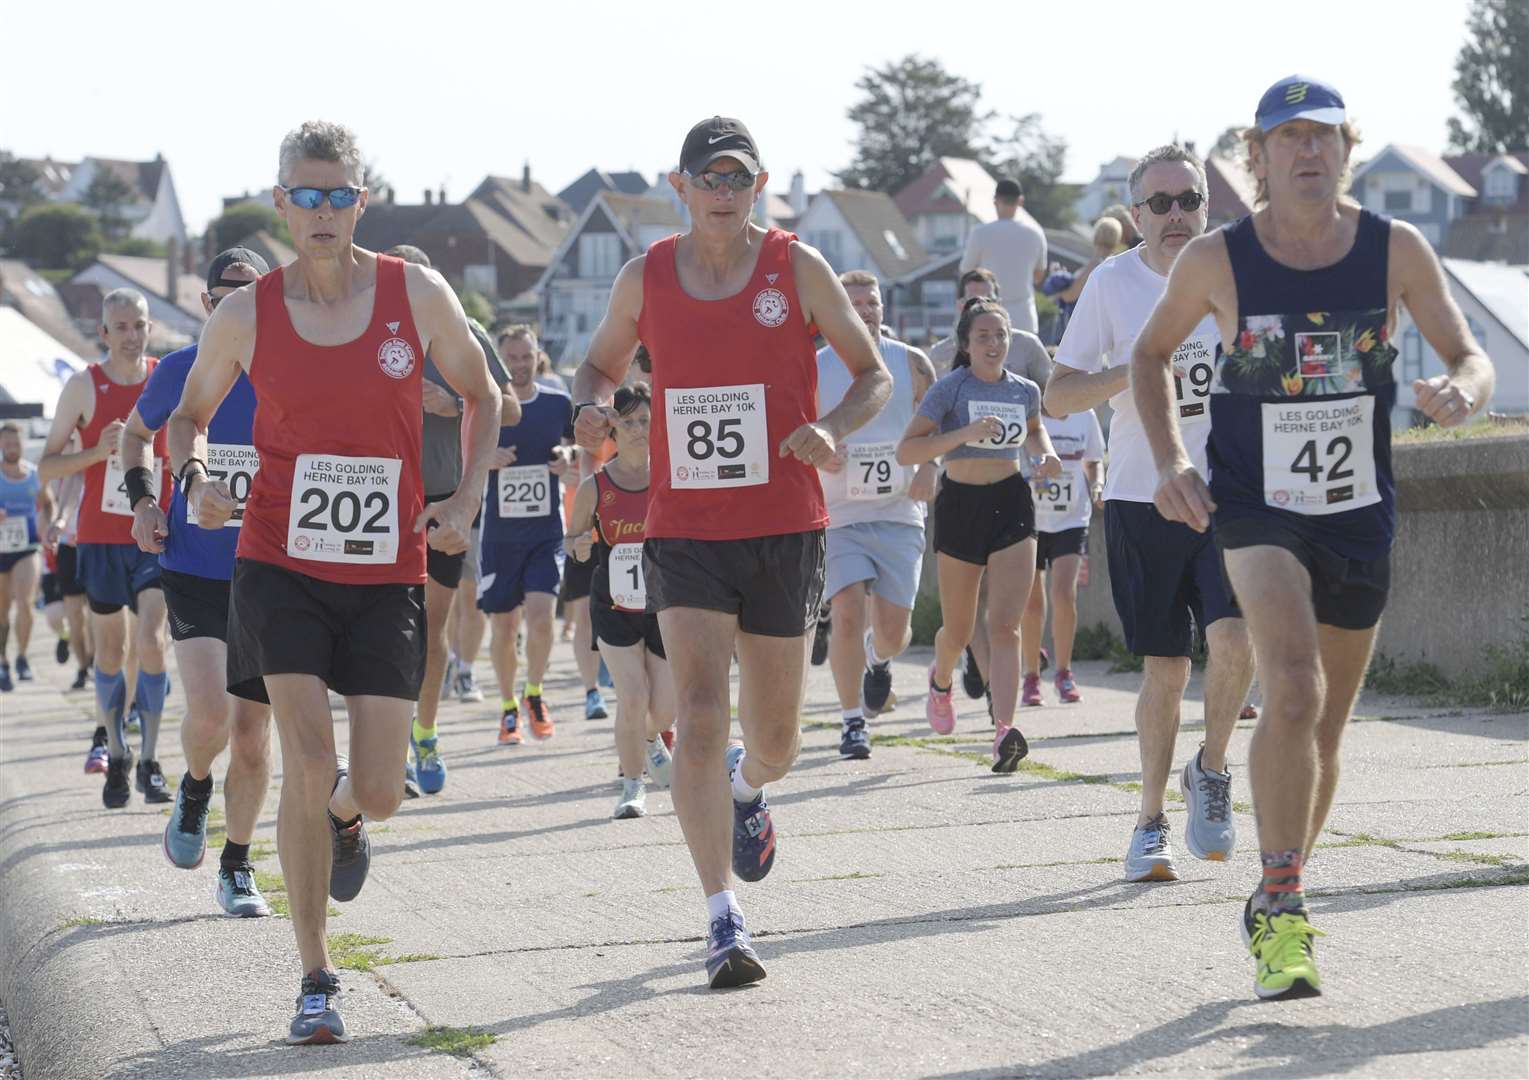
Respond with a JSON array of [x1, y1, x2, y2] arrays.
[[1172, 337, 1215, 429], [965, 401, 1028, 449], [609, 542, 646, 610], [1262, 397, 1379, 516], [846, 441, 907, 501], [187, 443, 259, 528], [287, 454, 401, 564], [1034, 463, 1082, 521], [0, 517, 29, 554], [497, 464, 553, 518], [666, 384, 769, 488], [102, 453, 159, 517]]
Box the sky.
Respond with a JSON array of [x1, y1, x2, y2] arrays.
[[5, 0, 1474, 233]]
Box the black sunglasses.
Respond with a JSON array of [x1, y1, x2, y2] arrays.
[[1133, 190, 1204, 215], [685, 170, 756, 192]]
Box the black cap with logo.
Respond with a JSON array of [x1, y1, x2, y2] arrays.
[[680, 117, 762, 177], [205, 246, 270, 291]]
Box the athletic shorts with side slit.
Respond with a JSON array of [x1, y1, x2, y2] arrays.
[[644, 530, 825, 638], [161, 568, 232, 643], [1215, 514, 1390, 631], [424, 491, 466, 589], [78, 542, 162, 614], [1105, 500, 1239, 658], [592, 604, 667, 659], [55, 543, 85, 597], [1036, 526, 1088, 570], [559, 552, 595, 603], [933, 472, 1036, 566]]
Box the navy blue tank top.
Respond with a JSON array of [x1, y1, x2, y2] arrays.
[[1208, 209, 1398, 561]]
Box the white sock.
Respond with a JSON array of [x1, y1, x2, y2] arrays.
[[842, 708, 863, 726], [706, 889, 741, 921], [864, 629, 886, 667], [729, 752, 762, 802]]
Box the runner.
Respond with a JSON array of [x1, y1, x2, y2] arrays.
[[897, 297, 1060, 771], [0, 421, 52, 690], [816, 271, 936, 759], [121, 247, 275, 916], [573, 117, 890, 988], [46, 468, 94, 696], [559, 438, 610, 721], [1021, 398, 1104, 706], [166, 120, 502, 1043], [482, 325, 575, 746], [38, 288, 173, 809], [1133, 77, 1494, 1000], [384, 244, 518, 796], [1048, 143, 1254, 884], [564, 381, 674, 818], [447, 530, 488, 702]]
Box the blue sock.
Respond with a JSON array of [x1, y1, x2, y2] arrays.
[[95, 669, 128, 757], [136, 671, 169, 761]]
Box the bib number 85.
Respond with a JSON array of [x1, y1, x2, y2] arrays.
[[687, 418, 745, 460]]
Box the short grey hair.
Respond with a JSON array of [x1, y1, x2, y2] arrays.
[[1128, 144, 1208, 202], [100, 287, 148, 322], [278, 121, 364, 186]]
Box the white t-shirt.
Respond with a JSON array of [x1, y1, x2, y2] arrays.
[[1034, 410, 1105, 533], [1053, 247, 1219, 503], [960, 212, 1047, 335]]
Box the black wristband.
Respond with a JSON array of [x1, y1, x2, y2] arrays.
[[123, 467, 154, 510], [572, 401, 599, 424], [178, 457, 207, 490]]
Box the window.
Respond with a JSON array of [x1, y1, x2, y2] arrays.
[[922, 280, 956, 314], [1402, 327, 1423, 382], [1483, 166, 1519, 203], [808, 230, 842, 264], [1383, 188, 1413, 212], [578, 233, 621, 279]]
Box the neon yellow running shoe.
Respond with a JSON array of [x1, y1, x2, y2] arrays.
[[1243, 897, 1324, 1000]]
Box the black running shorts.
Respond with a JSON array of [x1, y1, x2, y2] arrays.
[[1036, 526, 1088, 570], [934, 472, 1036, 566], [559, 551, 595, 602], [55, 543, 85, 597], [1215, 515, 1390, 631], [1105, 500, 1240, 658], [161, 568, 232, 643], [591, 604, 666, 659], [645, 530, 825, 639]]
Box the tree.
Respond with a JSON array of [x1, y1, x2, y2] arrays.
[[835, 55, 993, 195], [13, 203, 102, 268], [211, 201, 289, 250], [1212, 126, 1245, 159], [362, 158, 389, 193], [83, 169, 136, 240], [459, 291, 494, 327], [1447, 0, 1529, 153], [0, 152, 43, 207], [989, 113, 1075, 229]]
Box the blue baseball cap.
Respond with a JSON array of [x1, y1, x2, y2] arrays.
[[1255, 75, 1347, 133]]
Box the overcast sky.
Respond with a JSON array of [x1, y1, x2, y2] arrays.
[[5, 0, 1473, 232]]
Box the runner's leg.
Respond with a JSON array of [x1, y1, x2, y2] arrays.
[[1022, 567, 1046, 677], [733, 628, 810, 789], [225, 696, 274, 846], [0, 570, 12, 658], [1136, 656, 1191, 823], [1307, 622, 1379, 857], [600, 639, 651, 782], [489, 609, 522, 710], [1202, 618, 1254, 773], [931, 556, 984, 687], [339, 696, 411, 822], [984, 539, 1037, 731], [1048, 554, 1081, 671], [522, 592, 556, 689], [827, 583, 869, 711], [644, 645, 676, 741], [418, 575, 454, 732], [12, 555, 39, 660], [94, 608, 129, 755], [568, 597, 600, 692], [133, 589, 170, 764], [177, 637, 235, 782]]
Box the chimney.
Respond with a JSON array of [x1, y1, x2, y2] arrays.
[[789, 170, 807, 215], [166, 235, 179, 301], [387, 186, 395, 205], [438, 184, 447, 205], [183, 239, 194, 274], [522, 161, 531, 193], [424, 189, 434, 205]]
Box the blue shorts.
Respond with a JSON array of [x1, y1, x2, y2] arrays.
[[77, 542, 162, 614], [825, 520, 926, 611], [477, 535, 564, 614], [1104, 500, 1239, 658]]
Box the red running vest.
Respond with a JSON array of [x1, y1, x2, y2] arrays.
[[76, 361, 169, 545], [238, 255, 426, 585], [594, 467, 649, 613], [637, 228, 827, 541]]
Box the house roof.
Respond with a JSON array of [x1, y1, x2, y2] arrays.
[[822, 190, 928, 279], [462, 198, 560, 267], [0, 259, 98, 356], [351, 204, 448, 256], [894, 157, 998, 223], [1445, 151, 1529, 212], [1354, 145, 1477, 198], [467, 176, 573, 251], [18, 157, 75, 198], [557, 168, 652, 214], [92, 254, 204, 318], [1205, 153, 1256, 222], [598, 191, 685, 235], [1444, 258, 1529, 351]]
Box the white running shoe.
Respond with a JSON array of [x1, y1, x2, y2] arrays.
[[645, 736, 674, 788], [613, 778, 646, 819]]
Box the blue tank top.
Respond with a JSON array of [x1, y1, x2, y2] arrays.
[[1209, 209, 1398, 561], [0, 462, 42, 550], [136, 344, 259, 580], [480, 386, 574, 546]]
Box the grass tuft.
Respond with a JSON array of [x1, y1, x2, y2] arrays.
[[1367, 632, 1529, 711], [407, 1025, 496, 1057], [59, 915, 107, 930], [327, 932, 392, 972]]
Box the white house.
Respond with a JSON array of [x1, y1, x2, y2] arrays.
[[28, 155, 190, 247], [794, 190, 926, 289], [892, 157, 997, 256], [1072, 155, 1137, 225], [69, 253, 205, 346]]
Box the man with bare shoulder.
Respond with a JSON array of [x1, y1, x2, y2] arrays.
[[573, 117, 890, 988], [167, 121, 501, 1043], [1131, 76, 1494, 1001]]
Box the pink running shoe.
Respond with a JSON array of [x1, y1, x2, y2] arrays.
[[926, 664, 956, 734], [1022, 673, 1045, 707], [1055, 668, 1082, 704]]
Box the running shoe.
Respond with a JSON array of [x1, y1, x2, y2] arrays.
[[215, 862, 272, 918], [991, 724, 1028, 774], [862, 629, 892, 714], [810, 611, 830, 666], [840, 717, 871, 760], [71, 666, 89, 691], [328, 758, 370, 902], [136, 759, 172, 804], [0, 661, 11, 693], [1124, 813, 1179, 882], [457, 668, 485, 704], [1180, 747, 1235, 861], [598, 658, 614, 689], [727, 745, 776, 882], [585, 688, 609, 720], [961, 646, 986, 699], [523, 694, 554, 740], [498, 708, 522, 745], [287, 969, 348, 1044], [126, 705, 141, 735], [84, 727, 109, 774], [442, 655, 459, 696], [103, 751, 133, 809], [1055, 668, 1081, 704], [925, 663, 956, 735], [1242, 896, 1323, 1000], [613, 778, 647, 819], [1022, 673, 1045, 707], [56, 636, 71, 665], [1240, 703, 1259, 720], [706, 909, 766, 989], [414, 735, 446, 794], [163, 777, 211, 869], [645, 736, 673, 787], [14, 656, 32, 682], [403, 759, 421, 799]]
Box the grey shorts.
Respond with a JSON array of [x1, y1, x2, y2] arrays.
[[825, 520, 926, 611]]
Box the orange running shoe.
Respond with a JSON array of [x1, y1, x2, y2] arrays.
[[497, 708, 523, 746], [523, 694, 555, 740]]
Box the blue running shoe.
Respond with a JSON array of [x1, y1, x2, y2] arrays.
[[414, 735, 446, 795], [840, 718, 871, 760], [403, 759, 421, 800], [727, 746, 777, 883], [706, 910, 766, 988], [597, 658, 614, 689], [163, 776, 211, 869], [287, 969, 348, 1044], [585, 688, 609, 720], [215, 862, 272, 917], [15, 656, 32, 682], [0, 661, 11, 693]]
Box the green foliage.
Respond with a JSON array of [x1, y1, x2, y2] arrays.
[[1366, 635, 1529, 711], [13, 202, 102, 268], [911, 589, 941, 646], [1447, 0, 1529, 152], [212, 201, 288, 250], [407, 1025, 496, 1057], [989, 112, 1075, 229], [327, 932, 392, 972], [83, 170, 136, 240], [104, 236, 166, 258], [459, 290, 494, 327], [1071, 622, 1143, 672], [0, 152, 44, 206], [1392, 416, 1512, 444]]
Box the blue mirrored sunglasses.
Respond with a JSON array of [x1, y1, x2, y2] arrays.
[[282, 185, 362, 210]]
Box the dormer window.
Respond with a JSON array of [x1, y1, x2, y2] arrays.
[[1482, 163, 1520, 204]]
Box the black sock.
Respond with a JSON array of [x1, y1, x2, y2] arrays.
[[220, 840, 250, 869], [183, 772, 214, 796], [329, 810, 361, 830]]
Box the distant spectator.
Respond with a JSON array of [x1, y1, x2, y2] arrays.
[[960, 178, 1048, 335], [929, 266, 1050, 386], [535, 349, 569, 394], [1102, 203, 1142, 249], [1056, 217, 1126, 306]]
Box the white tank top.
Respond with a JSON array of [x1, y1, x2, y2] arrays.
[[816, 337, 925, 529]]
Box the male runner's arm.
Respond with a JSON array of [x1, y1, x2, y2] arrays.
[[44, 474, 80, 550], [121, 407, 167, 553], [789, 243, 891, 463], [169, 292, 253, 530], [1024, 397, 1063, 480], [38, 375, 117, 486], [906, 346, 939, 502], [573, 258, 645, 450], [35, 483, 55, 527], [1389, 222, 1495, 424], [563, 475, 597, 564], [1130, 235, 1224, 533], [1045, 272, 1130, 416]]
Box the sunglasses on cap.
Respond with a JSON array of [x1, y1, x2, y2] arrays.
[[281, 185, 363, 210], [685, 170, 756, 192], [1133, 190, 1204, 215]]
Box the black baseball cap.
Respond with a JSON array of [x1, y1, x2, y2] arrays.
[[206, 246, 270, 291], [995, 178, 1023, 199], [680, 117, 762, 176]]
